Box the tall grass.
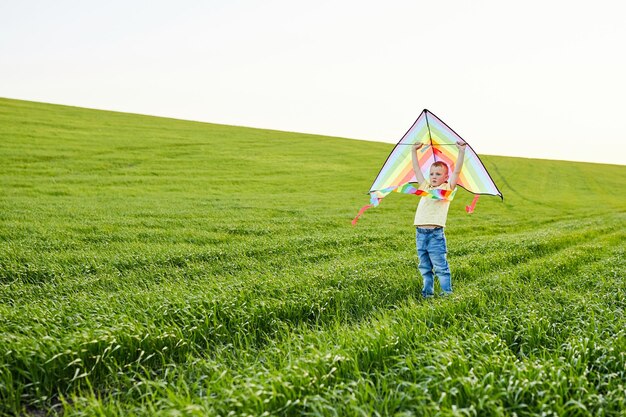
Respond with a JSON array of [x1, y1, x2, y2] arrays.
[[0, 97, 625, 416]]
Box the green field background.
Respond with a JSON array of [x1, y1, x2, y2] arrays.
[[1, 97, 625, 416]]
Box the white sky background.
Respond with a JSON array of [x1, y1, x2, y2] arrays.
[[1, 0, 625, 165]]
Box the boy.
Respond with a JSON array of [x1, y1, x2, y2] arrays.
[[411, 140, 467, 298]]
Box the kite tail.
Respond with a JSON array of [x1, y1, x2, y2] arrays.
[[465, 195, 480, 214], [352, 204, 374, 226]]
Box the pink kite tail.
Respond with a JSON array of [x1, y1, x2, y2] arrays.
[[352, 204, 374, 226], [465, 195, 480, 214]]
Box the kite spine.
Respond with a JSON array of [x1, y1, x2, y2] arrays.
[[424, 110, 436, 162]]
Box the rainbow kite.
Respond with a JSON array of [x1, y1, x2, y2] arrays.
[[353, 109, 503, 225]]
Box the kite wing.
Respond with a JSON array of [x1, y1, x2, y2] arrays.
[[352, 109, 502, 225]]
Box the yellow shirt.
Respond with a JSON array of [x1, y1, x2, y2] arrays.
[[414, 181, 452, 227]]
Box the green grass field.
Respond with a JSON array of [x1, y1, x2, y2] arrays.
[[1, 97, 625, 416]]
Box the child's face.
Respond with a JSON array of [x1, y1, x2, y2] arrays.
[[429, 165, 449, 187]]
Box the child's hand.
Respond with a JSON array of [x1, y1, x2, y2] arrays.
[[456, 140, 467, 149], [412, 143, 425, 151]]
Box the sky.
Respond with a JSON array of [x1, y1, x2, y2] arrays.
[[1, 0, 625, 165]]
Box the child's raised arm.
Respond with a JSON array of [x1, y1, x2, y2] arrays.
[[449, 140, 467, 189], [411, 143, 426, 184]]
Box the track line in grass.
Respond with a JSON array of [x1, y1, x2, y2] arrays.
[[3, 235, 622, 414], [45, 244, 624, 416]]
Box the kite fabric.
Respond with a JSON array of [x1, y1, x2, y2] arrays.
[[352, 109, 502, 225]]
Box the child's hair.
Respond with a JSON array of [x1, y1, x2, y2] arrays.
[[431, 161, 449, 174]]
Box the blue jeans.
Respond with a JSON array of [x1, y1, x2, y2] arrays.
[[416, 227, 452, 296]]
